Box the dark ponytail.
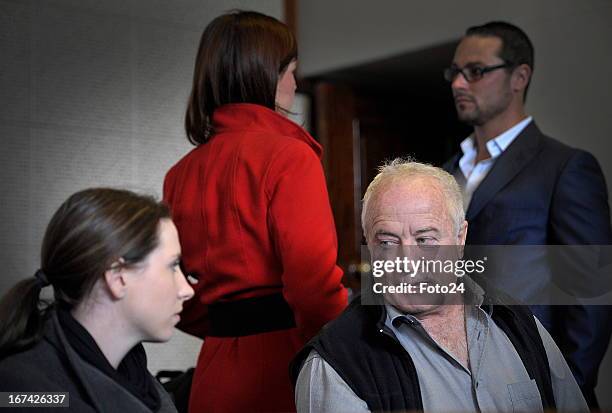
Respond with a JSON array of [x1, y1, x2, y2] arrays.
[[0, 188, 169, 359], [0, 278, 50, 359]]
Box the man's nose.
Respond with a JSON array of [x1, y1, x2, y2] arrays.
[[400, 243, 419, 257], [451, 71, 469, 91]]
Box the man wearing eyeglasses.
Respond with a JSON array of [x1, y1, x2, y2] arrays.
[[443, 21, 612, 409]]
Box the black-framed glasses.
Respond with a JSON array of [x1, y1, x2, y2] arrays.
[[443, 63, 511, 83]]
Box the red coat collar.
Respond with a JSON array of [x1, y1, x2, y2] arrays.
[[212, 103, 323, 158]]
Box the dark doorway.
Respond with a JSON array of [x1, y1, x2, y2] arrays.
[[302, 40, 471, 288]]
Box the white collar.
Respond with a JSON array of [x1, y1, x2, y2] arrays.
[[460, 116, 533, 160]]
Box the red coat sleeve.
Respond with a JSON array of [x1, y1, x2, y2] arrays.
[[266, 140, 348, 340]]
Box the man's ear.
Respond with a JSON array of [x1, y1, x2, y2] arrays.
[[104, 259, 128, 300], [457, 220, 468, 257], [512, 63, 531, 95]]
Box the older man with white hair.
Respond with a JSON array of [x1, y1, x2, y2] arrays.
[[290, 159, 587, 413]]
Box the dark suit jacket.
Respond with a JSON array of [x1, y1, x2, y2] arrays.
[[444, 120, 612, 407]]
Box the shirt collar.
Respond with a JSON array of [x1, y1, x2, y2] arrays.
[[386, 302, 420, 327], [384, 276, 491, 329], [460, 116, 533, 160]]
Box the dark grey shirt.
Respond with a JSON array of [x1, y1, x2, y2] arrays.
[[296, 288, 587, 412]]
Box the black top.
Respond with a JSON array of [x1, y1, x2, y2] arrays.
[[57, 307, 161, 411], [0, 309, 177, 412]]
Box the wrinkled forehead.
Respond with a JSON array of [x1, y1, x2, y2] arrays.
[[366, 178, 453, 225]]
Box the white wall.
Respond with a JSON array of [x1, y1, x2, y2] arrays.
[[0, 0, 282, 375], [298, 0, 612, 407]]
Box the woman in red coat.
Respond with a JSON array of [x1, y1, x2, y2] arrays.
[[163, 11, 347, 413]]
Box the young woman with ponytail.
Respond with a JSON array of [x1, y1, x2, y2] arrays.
[[0, 188, 194, 412]]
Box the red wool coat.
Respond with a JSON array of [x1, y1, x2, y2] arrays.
[[163, 103, 347, 412]]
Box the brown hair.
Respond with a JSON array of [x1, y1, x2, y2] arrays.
[[466, 21, 534, 100], [185, 10, 297, 145], [0, 188, 170, 359]]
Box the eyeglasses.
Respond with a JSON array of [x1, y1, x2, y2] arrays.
[[443, 63, 511, 83]]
